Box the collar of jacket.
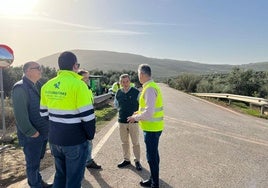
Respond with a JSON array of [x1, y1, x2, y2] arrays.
[[57, 70, 83, 80]]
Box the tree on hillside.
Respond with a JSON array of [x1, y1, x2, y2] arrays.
[[169, 67, 268, 99], [196, 74, 230, 93], [169, 73, 201, 92], [2, 66, 140, 98], [250, 71, 268, 98], [227, 67, 265, 96], [3, 66, 57, 98], [40, 66, 57, 83], [3, 66, 23, 98]]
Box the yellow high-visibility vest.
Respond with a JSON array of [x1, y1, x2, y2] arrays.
[[138, 81, 164, 131], [112, 82, 120, 93]]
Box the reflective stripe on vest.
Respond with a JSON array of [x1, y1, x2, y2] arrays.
[[40, 70, 95, 124], [138, 81, 164, 132]]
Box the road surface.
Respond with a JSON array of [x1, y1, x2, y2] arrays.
[[9, 83, 268, 188]]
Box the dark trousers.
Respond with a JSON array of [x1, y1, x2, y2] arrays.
[[50, 141, 89, 188], [144, 131, 162, 187], [23, 136, 47, 188]]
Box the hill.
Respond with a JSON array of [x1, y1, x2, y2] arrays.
[[37, 50, 268, 78]]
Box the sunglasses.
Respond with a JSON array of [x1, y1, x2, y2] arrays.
[[76, 63, 80, 68], [30, 66, 42, 71]]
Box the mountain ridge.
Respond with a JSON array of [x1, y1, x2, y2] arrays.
[[37, 49, 268, 78]]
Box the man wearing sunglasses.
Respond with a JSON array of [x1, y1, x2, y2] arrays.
[[12, 61, 52, 188]]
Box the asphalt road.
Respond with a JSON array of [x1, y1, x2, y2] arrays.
[[9, 83, 268, 188]]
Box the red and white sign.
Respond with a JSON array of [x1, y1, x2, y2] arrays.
[[0, 44, 14, 67]]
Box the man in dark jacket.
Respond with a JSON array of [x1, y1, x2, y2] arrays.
[[12, 61, 52, 188], [114, 74, 142, 171]]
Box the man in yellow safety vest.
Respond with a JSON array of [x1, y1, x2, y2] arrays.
[[127, 64, 164, 188]]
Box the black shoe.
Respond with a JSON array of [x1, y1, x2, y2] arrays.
[[117, 160, 131, 168], [135, 161, 142, 171], [140, 179, 151, 187], [86, 160, 102, 169], [41, 180, 53, 188]]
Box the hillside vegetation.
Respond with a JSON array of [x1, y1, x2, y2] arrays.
[[37, 49, 268, 78]]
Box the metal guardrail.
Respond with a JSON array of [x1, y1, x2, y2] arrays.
[[192, 93, 268, 115], [93, 93, 113, 108]]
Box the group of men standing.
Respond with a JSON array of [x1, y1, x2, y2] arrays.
[[12, 51, 164, 188]]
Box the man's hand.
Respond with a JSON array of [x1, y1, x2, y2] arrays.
[[31, 131, 40, 138], [127, 116, 136, 123]]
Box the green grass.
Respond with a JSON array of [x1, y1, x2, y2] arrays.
[[230, 102, 268, 119], [230, 101, 248, 109], [95, 104, 118, 131]]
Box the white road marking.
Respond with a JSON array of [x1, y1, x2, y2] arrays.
[[92, 122, 118, 158]]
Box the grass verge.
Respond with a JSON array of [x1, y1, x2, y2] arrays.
[[95, 103, 118, 132]]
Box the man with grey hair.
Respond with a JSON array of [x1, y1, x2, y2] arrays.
[[12, 61, 52, 188], [128, 64, 164, 188]]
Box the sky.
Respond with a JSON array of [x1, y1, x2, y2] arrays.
[[1, 0, 268, 66]]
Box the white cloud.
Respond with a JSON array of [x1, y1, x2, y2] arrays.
[[121, 21, 177, 26], [0, 15, 100, 30], [1, 15, 146, 35]]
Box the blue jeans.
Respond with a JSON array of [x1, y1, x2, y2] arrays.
[[50, 141, 89, 188], [144, 131, 162, 187], [22, 135, 47, 188], [86, 140, 93, 165]]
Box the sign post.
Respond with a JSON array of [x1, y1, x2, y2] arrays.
[[0, 44, 14, 138]]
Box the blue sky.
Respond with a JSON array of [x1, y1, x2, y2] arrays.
[[1, 0, 268, 66]]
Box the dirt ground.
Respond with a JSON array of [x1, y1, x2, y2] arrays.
[[0, 100, 116, 188], [0, 146, 54, 187]]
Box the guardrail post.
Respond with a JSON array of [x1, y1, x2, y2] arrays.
[[261, 105, 265, 115]]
